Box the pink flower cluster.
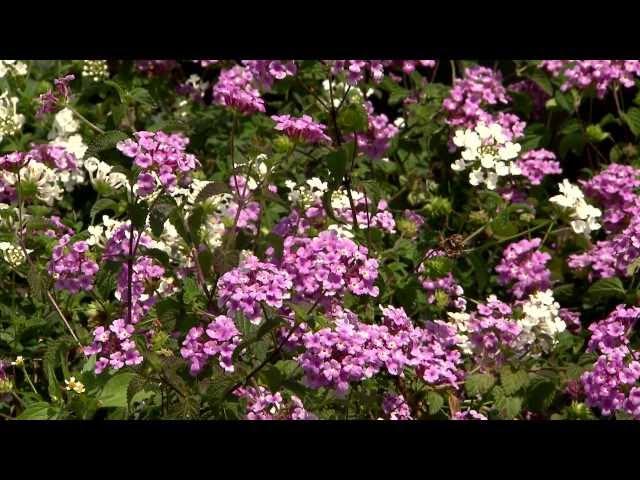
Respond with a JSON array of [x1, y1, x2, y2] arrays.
[[568, 215, 640, 280], [419, 272, 467, 311], [101, 222, 153, 261], [516, 149, 562, 185], [242, 60, 297, 89], [0, 152, 26, 172], [116, 256, 165, 324], [540, 60, 640, 98], [581, 163, 640, 233], [297, 305, 463, 394], [212, 65, 265, 115], [466, 296, 522, 367], [84, 319, 144, 374], [216, 254, 293, 324], [581, 305, 640, 418], [180, 315, 241, 375], [381, 393, 413, 420], [276, 230, 380, 306], [271, 114, 331, 144], [48, 235, 98, 293], [234, 386, 316, 420], [495, 238, 552, 299], [37, 74, 75, 117], [27, 144, 77, 171], [334, 196, 396, 233], [417, 250, 466, 311], [442, 66, 510, 130], [452, 409, 488, 420], [330, 60, 385, 85], [117, 131, 199, 197], [350, 101, 399, 159]]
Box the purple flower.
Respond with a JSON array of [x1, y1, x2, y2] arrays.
[[495, 237, 552, 299], [271, 114, 331, 144]]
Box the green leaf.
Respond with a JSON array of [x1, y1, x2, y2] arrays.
[[17, 402, 55, 420], [490, 216, 518, 239], [554, 90, 573, 113], [194, 181, 230, 204], [527, 379, 557, 412], [337, 103, 368, 133], [144, 248, 171, 269], [85, 130, 129, 159], [197, 248, 214, 281], [628, 257, 640, 277], [500, 366, 529, 395], [325, 144, 352, 188], [465, 373, 495, 397], [149, 201, 175, 237], [129, 201, 148, 229], [91, 198, 119, 222], [128, 87, 156, 107], [98, 372, 136, 409], [585, 277, 626, 304], [623, 107, 640, 137], [427, 391, 444, 415], [586, 124, 610, 143], [497, 396, 523, 419], [528, 69, 553, 96], [188, 204, 205, 237]]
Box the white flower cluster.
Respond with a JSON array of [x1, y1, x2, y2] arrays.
[[549, 179, 601, 236], [0, 241, 30, 268], [515, 289, 566, 354], [451, 122, 522, 190], [82, 60, 109, 82], [322, 79, 374, 107], [446, 311, 473, 355], [0, 60, 27, 78], [285, 177, 328, 207], [86, 215, 125, 248], [84, 157, 128, 191], [3, 161, 63, 206], [0, 92, 25, 142], [48, 108, 88, 191]]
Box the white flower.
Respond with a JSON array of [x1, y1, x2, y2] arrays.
[[11, 355, 24, 366], [451, 122, 522, 190], [550, 179, 601, 236], [0, 60, 27, 78], [82, 60, 109, 82], [84, 157, 128, 191], [515, 290, 566, 354], [393, 117, 405, 128], [48, 108, 78, 139], [447, 311, 473, 355], [0, 92, 24, 142], [64, 377, 85, 394], [328, 222, 354, 239]]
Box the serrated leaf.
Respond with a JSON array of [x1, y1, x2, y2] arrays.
[[337, 104, 368, 133], [500, 366, 529, 395], [585, 277, 626, 304], [17, 402, 55, 420], [427, 391, 444, 415], [98, 372, 136, 409], [85, 130, 129, 159], [623, 107, 640, 137], [194, 181, 230, 204], [465, 373, 495, 397]]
